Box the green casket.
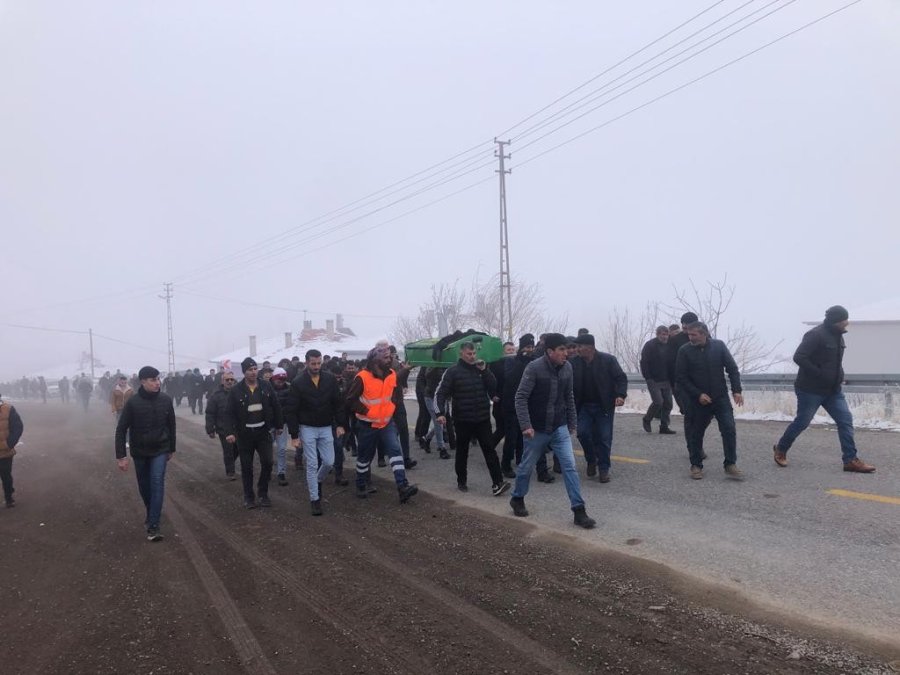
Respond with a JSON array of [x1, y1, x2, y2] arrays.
[[404, 332, 505, 368]]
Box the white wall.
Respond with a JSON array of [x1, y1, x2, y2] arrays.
[[843, 323, 900, 374]]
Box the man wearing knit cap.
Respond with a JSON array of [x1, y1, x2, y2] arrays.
[[224, 357, 285, 508], [115, 366, 176, 541], [345, 345, 418, 503], [510, 333, 596, 529], [774, 306, 875, 473]]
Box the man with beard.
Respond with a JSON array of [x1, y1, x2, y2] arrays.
[[773, 306, 875, 473], [640, 326, 676, 435]]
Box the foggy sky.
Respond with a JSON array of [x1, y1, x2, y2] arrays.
[[2, 0, 898, 380]]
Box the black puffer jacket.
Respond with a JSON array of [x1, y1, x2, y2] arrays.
[[284, 370, 345, 438], [115, 387, 176, 459], [435, 359, 497, 423], [793, 323, 845, 396], [571, 352, 628, 412], [675, 338, 742, 403], [205, 386, 230, 435]]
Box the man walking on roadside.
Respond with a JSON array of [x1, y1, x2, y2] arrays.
[[773, 305, 875, 473], [115, 366, 176, 541], [345, 345, 418, 504], [675, 322, 744, 480], [225, 358, 284, 509], [110, 374, 133, 423], [509, 333, 596, 529], [284, 350, 346, 516], [0, 392, 24, 508], [205, 371, 238, 480], [640, 326, 676, 435], [435, 342, 510, 496]]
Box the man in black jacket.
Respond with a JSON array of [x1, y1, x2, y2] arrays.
[[489, 342, 516, 453], [205, 371, 238, 479], [115, 366, 176, 541], [225, 357, 284, 509], [284, 350, 346, 516], [640, 326, 676, 434], [774, 306, 875, 473], [675, 322, 743, 480], [570, 334, 628, 483], [435, 342, 510, 496], [0, 393, 25, 508]]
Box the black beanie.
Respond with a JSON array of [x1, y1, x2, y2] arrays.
[[138, 366, 160, 380], [680, 312, 699, 325], [518, 333, 535, 349], [824, 305, 849, 325], [543, 333, 567, 350], [241, 357, 258, 373], [575, 333, 595, 346]]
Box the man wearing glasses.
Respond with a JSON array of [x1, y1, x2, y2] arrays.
[[206, 371, 238, 480]]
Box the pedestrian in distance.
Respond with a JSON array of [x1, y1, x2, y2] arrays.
[[0, 392, 25, 508], [675, 322, 744, 480], [115, 366, 176, 542], [509, 333, 596, 529], [110, 374, 133, 422], [224, 358, 284, 509], [435, 341, 511, 496], [270, 367, 292, 487], [205, 371, 238, 480], [773, 305, 875, 473], [640, 326, 676, 435]]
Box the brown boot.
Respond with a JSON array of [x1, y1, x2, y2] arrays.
[[843, 458, 876, 473], [773, 445, 788, 467]]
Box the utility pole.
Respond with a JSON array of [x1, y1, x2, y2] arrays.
[[495, 138, 513, 342], [161, 282, 176, 374], [89, 328, 95, 381]]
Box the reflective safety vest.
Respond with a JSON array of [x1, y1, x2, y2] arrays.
[[0, 403, 13, 458], [355, 369, 397, 429]]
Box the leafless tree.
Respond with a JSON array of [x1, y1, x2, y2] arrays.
[[597, 302, 666, 373], [390, 281, 468, 347]]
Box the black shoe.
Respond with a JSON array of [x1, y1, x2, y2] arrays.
[[377, 458, 387, 468], [598, 470, 611, 484], [366, 483, 378, 494], [492, 481, 511, 497], [334, 475, 349, 486], [659, 428, 677, 435], [398, 483, 418, 504], [5, 497, 14, 508], [552, 457, 562, 474], [642, 418, 652, 433], [586, 462, 597, 477], [318, 482, 324, 500], [277, 473, 288, 486], [510, 496, 528, 517], [457, 483, 468, 492], [439, 449, 451, 460], [537, 472, 555, 484], [573, 506, 596, 529], [258, 496, 272, 508], [243, 497, 257, 509], [310, 499, 323, 516], [146, 528, 164, 542], [404, 458, 418, 470], [356, 484, 368, 499], [501, 466, 516, 479], [226, 472, 236, 481]]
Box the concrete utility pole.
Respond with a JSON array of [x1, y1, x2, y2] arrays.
[[161, 282, 176, 374], [495, 138, 513, 342], [89, 328, 95, 381]]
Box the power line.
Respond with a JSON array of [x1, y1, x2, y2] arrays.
[[177, 288, 401, 320], [0, 322, 88, 335], [514, 0, 866, 169]]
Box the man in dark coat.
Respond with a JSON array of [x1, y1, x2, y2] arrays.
[[205, 371, 238, 479], [224, 358, 284, 509], [0, 392, 25, 507], [570, 334, 628, 483], [675, 322, 744, 480], [640, 326, 676, 435], [435, 342, 509, 495], [774, 305, 875, 473], [115, 366, 176, 541]]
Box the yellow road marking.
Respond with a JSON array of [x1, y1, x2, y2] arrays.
[[573, 449, 650, 464], [826, 489, 900, 506]]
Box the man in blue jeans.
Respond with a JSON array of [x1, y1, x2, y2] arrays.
[[510, 333, 595, 529], [115, 366, 176, 542], [570, 333, 628, 483], [774, 305, 875, 473]]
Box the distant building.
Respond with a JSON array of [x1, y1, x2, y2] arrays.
[[806, 299, 900, 374]]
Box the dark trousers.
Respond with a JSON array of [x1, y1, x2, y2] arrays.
[[501, 413, 548, 475], [687, 398, 737, 468], [217, 432, 237, 475], [577, 402, 614, 471], [491, 404, 505, 449], [453, 419, 503, 486], [644, 380, 673, 430], [414, 392, 431, 440], [0, 457, 13, 502], [237, 430, 274, 499], [333, 429, 345, 477]]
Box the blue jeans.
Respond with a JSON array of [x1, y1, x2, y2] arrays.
[[776, 389, 857, 464], [424, 397, 445, 448], [576, 403, 614, 471], [301, 425, 334, 500], [356, 420, 408, 488], [133, 453, 169, 530], [274, 424, 289, 475], [513, 426, 584, 509]]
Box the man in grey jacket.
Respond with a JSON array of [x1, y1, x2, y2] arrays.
[[509, 333, 595, 529]]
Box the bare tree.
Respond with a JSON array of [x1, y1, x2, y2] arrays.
[[390, 281, 468, 347], [597, 302, 665, 373], [468, 274, 568, 339]]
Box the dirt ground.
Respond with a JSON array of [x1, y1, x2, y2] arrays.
[[0, 401, 896, 674]]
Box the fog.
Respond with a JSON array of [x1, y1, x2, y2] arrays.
[[2, 0, 898, 381]]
